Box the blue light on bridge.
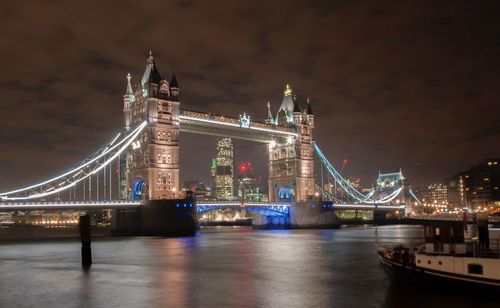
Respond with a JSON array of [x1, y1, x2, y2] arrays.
[[278, 186, 293, 201], [133, 179, 147, 199]]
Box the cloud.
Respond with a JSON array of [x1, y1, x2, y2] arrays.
[[0, 0, 499, 192]]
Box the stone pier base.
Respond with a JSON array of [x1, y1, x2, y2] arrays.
[[112, 197, 198, 236], [252, 200, 340, 229]]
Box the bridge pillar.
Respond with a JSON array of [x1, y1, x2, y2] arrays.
[[268, 85, 315, 202], [252, 215, 290, 229], [251, 202, 340, 229], [123, 55, 181, 200], [112, 195, 198, 236]]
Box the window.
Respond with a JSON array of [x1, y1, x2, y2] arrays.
[[468, 264, 483, 275]]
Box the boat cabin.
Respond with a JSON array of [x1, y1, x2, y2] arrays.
[[424, 221, 466, 254]]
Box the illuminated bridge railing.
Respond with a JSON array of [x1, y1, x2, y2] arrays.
[[196, 201, 291, 217], [179, 109, 297, 142], [0, 200, 142, 211], [326, 203, 406, 210]]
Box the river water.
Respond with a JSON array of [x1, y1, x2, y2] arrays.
[[0, 225, 497, 308]]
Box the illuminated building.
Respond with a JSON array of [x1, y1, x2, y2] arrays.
[[237, 162, 264, 202], [210, 158, 217, 197], [214, 137, 234, 200], [183, 181, 211, 199], [458, 158, 500, 210], [420, 183, 448, 210]]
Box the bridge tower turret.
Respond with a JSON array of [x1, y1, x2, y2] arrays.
[[306, 97, 314, 128], [120, 73, 136, 199], [292, 95, 301, 125], [265, 102, 274, 125], [268, 85, 316, 202], [294, 99, 315, 201], [123, 73, 135, 131], [124, 52, 180, 200]]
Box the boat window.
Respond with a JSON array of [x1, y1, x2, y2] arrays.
[[468, 264, 483, 275], [449, 227, 454, 237], [435, 227, 440, 236], [425, 226, 432, 236]]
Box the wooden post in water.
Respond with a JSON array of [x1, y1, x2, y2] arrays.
[[79, 214, 92, 267]]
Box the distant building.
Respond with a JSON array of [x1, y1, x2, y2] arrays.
[[213, 138, 234, 200], [459, 158, 500, 210], [182, 180, 211, 199], [420, 183, 448, 209], [236, 162, 264, 202], [446, 176, 465, 209]]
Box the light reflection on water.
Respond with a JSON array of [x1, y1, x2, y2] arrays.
[[0, 225, 497, 307]]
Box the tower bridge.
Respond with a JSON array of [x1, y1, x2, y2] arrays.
[[0, 53, 417, 234]]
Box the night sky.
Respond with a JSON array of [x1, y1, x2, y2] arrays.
[[0, 0, 499, 191]]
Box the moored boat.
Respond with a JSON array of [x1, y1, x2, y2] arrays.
[[376, 214, 500, 289]]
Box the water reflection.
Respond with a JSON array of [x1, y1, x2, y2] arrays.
[[0, 226, 497, 308]]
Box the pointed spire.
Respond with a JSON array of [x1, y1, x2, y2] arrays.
[[306, 97, 313, 115], [170, 73, 179, 88], [141, 50, 162, 86], [147, 50, 154, 64], [125, 73, 133, 95], [265, 102, 274, 125], [293, 95, 301, 113], [148, 63, 162, 84], [284, 84, 292, 96]]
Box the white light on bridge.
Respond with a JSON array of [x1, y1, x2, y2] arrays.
[[132, 140, 141, 150]]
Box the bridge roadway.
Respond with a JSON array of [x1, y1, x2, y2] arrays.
[[0, 200, 404, 212], [0, 200, 142, 211]]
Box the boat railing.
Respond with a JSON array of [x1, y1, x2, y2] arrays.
[[418, 239, 500, 259], [471, 239, 500, 258]]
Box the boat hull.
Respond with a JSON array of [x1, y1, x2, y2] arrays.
[[377, 253, 500, 290]]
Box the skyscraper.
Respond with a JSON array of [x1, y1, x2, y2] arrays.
[[214, 137, 234, 200]]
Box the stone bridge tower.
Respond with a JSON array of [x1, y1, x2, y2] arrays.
[[268, 85, 315, 202], [122, 52, 180, 200]]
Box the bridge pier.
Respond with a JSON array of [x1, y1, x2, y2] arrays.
[[252, 215, 291, 229], [112, 197, 198, 236], [289, 201, 340, 229], [251, 201, 340, 229]]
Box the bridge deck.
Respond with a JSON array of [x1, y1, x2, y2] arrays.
[[179, 109, 297, 142], [0, 200, 142, 211]]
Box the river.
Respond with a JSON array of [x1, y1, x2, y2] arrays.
[[0, 225, 497, 307]]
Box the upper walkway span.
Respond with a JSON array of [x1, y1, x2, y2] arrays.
[[179, 109, 297, 142]]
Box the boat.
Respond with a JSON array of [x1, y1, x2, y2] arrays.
[[376, 213, 500, 289]]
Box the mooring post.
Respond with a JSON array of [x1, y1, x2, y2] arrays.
[[79, 214, 92, 267]]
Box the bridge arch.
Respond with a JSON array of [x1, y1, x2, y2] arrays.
[[133, 179, 148, 199], [197, 203, 290, 218]]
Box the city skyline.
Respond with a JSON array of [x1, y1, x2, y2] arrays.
[[1, 0, 499, 191]]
